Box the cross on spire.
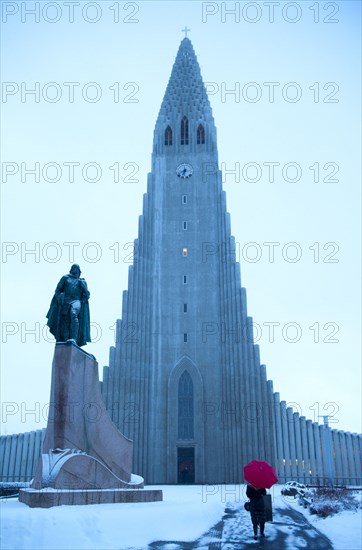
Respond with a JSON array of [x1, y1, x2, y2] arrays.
[[182, 26, 191, 38]]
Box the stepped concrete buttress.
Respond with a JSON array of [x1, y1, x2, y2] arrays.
[[19, 341, 162, 507]]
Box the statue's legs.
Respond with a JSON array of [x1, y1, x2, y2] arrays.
[[59, 303, 70, 341], [59, 315, 70, 341], [69, 300, 81, 341]]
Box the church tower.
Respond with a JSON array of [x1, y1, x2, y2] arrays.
[[102, 37, 276, 483], [101, 38, 361, 486]]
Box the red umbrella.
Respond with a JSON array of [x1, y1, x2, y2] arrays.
[[244, 460, 278, 489]]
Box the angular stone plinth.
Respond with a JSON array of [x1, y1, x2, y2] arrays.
[[24, 340, 158, 506], [42, 341, 133, 483], [19, 487, 163, 508]]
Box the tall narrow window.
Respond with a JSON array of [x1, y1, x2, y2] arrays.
[[184, 303, 188, 313], [183, 247, 187, 257], [183, 275, 187, 284], [178, 371, 194, 439], [165, 125, 172, 146], [182, 195, 187, 204], [183, 333, 188, 343], [183, 221, 187, 230], [197, 124, 205, 144], [181, 116, 189, 145]]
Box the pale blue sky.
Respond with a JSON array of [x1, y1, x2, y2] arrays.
[[1, 1, 361, 434]]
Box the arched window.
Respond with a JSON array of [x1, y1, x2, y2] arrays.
[[178, 371, 194, 439], [181, 116, 189, 145], [165, 125, 172, 146], [197, 124, 205, 145]]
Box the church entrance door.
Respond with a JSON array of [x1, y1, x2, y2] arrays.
[[177, 447, 195, 484]]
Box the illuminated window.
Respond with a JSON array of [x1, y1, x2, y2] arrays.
[[197, 124, 205, 144], [165, 125, 172, 146], [183, 247, 187, 257], [181, 116, 189, 145]]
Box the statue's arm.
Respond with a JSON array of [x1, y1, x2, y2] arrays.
[[80, 278, 90, 301], [46, 277, 66, 324], [54, 276, 67, 298]]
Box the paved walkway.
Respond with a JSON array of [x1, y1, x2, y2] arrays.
[[147, 501, 333, 549]]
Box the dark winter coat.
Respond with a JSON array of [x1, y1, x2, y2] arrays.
[[246, 485, 267, 524]]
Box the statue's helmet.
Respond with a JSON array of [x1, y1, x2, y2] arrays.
[[70, 264, 81, 275]]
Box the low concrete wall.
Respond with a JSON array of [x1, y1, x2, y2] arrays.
[[0, 429, 45, 483]]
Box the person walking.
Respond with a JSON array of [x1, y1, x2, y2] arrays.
[[246, 483, 267, 540]]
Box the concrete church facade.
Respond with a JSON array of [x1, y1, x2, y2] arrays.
[[1, 38, 361, 487], [102, 37, 276, 484], [100, 38, 361, 485]]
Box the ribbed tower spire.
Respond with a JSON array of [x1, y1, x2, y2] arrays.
[[153, 38, 217, 155]]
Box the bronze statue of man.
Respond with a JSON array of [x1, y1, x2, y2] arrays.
[[46, 264, 91, 347]]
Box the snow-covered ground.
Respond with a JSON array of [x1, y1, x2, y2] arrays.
[[1, 485, 225, 550], [1, 485, 361, 550], [288, 490, 362, 550]]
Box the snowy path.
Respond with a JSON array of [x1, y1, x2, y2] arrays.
[[146, 501, 333, 549]]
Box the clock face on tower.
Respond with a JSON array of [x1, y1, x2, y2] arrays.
[[176, 163, 193, 179]]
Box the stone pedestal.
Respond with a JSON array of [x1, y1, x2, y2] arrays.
[[19, 487, 163, 508], [19, 341, 162, 507]]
